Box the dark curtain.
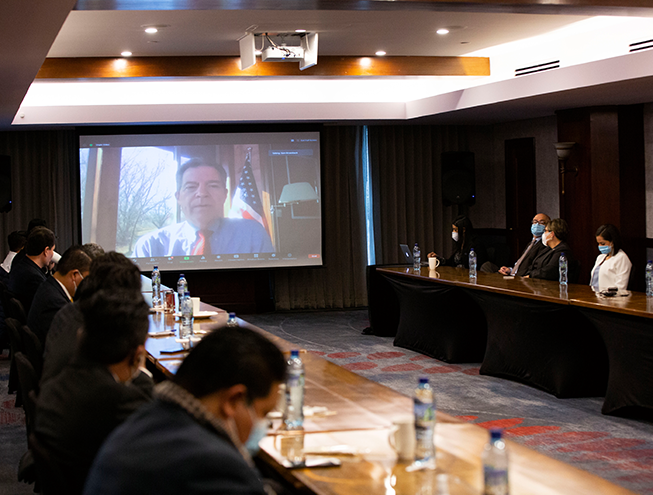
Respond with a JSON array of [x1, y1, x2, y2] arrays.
[[0, 129, 79, 253], [274, 126, 367, 310], [368, 125, 469, 264]]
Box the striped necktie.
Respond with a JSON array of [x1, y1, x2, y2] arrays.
[[191, 230, 212, 255]]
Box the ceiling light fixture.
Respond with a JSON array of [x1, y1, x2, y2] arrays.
[[376, 50, 386, 56], [144, 27, 158, 34], [121, 51, 132, 57], [437, 28, 450, 35], [295, 29, 307, 33]]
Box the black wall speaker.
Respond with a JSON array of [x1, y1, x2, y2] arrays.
[[441, 151, 475, 206], [0, 156, 11, 213]]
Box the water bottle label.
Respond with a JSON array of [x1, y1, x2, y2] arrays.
[[484, 468, 509, 495], [414, 401, 434, 422]]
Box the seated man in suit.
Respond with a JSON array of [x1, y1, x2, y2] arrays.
[[84, 326, 286, 495], [1, 230, 27, 274], [482, 213, 550, 276], [27, 246, 91, 346], [41, 252, 142, 385], [525, 218, 575, 281], [8, 227, 56, 314], [34, 289, 153, 495]]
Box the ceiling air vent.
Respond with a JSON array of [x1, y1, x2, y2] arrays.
[[629, 39, 653, 53], [515, 60, 560, 77]]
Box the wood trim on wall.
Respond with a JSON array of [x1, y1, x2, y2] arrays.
[[37, 56, 490, 79]]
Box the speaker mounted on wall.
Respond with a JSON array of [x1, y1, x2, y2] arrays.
[[441, 151, 475, 206], [0, 156, 11, 213]]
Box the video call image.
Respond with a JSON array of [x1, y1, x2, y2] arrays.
[[79, 132, 322, 271]]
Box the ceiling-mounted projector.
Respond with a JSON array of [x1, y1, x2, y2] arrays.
[[261, 46, 304, 62]]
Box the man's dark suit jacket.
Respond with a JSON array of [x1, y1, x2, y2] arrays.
[[514, 239, 548, 277], [8, 256, 46, 315], [41, 302, 83, 385], [526, 241, 574, 281], [34, 357, 153, 495], [28, 276, 70, 346]]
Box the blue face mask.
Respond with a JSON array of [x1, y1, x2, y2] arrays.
[[245, 408, 269, 455], [598, 244, 612, 255], [531, 223, 545, 237]]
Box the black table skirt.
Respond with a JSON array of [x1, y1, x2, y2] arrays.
[[471, 291, 609, 398], [384, 276, 487, 363], [580, 308, 653, 415]]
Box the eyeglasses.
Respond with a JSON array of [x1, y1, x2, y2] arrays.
[[532, 220, 547, 225]]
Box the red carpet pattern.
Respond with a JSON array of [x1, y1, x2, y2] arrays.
[[308, 345, 653, 493]]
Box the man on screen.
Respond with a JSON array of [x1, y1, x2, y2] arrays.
[[132, 159, 273, 257]]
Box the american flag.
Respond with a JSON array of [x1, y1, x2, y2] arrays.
[[228, 148, 270, 234]]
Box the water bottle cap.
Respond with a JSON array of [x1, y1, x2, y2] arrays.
[[470, 248, 474, 252], [418, 377, 429, 384], [153, 265, 158, 269], [561, 252, 565, 256], [184, 291, 190, 296], [229, 312, 236, 317], [291, 350, 299, 358], [180, 273, 184, 277], [490, 428, 503, 440], [649, 261, 652, 264]]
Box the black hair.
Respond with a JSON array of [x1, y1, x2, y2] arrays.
[[27, 218, 47, 233], [596, 223, 622, 255], [78, 289, 149, 365], [24, 227, 55, 256], [75, 252, 141, 302], [547, 218, 569, 242], [175, 158, 227, 192], [81, 243, 105, 260], [452, 215, 474, 251], [174, 326, 286, 401], [56, 246, 91, 275], [7, 231, 27, 252]]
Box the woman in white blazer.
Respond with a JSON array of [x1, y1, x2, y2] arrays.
[[590, 224, 632, 291]]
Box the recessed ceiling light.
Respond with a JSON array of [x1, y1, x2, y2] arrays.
[[145, 27, 158, 34], [295, 29, 307, 33], [437, 28, 450, 35], [375, 50, 386, 56], [121, 51, 132, 57]]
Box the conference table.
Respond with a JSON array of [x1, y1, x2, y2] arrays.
[[142, 295, 635, 495], [368, 265, 653, 416]]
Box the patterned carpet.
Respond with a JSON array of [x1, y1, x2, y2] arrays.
[[1, 310, 652, 493], [242, 309, 653, 494]]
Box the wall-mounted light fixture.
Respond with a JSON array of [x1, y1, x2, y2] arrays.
[[555, 142, 576, 195]]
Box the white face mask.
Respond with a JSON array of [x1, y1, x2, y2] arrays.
[[542, 232, 551, 246], [452, 232, 459, 242]]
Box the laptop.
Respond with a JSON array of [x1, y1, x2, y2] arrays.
[[400, 244, 428, 266]]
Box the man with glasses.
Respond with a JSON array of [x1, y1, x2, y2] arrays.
[[482, 213, 550, 276]]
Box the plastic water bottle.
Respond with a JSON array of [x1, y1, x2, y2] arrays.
[[151, 266, 161, 308], [469, 248, 477, 280], [414, 377, 436, 466], [283, 350, 305, 430], [646, 261, 653, 297], [177, 274, 188, 310], [483, 429, 509, 495], [226, 312, 238, 327], [413, 243, 421, 271], [559, 252, 568, 286], [179, 291, 192, 339]]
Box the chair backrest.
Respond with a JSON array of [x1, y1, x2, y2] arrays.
[[5, 317, 25, 355], [29, 430, 70, 495], [14, 352, 39, 435], [7, 296, 27, 325], [21, 325, 43, 379]]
